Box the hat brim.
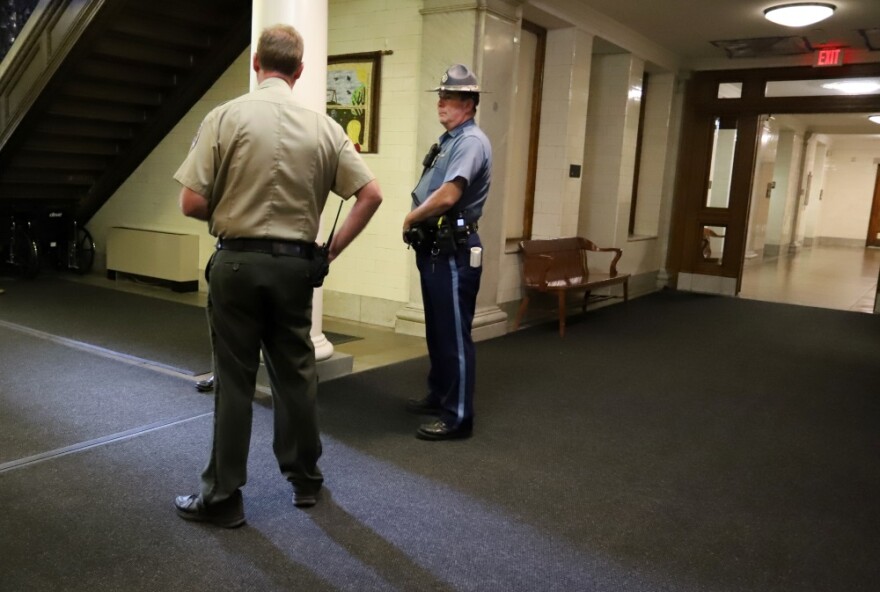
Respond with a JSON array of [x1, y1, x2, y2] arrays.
[[426, 85, 487, 93]]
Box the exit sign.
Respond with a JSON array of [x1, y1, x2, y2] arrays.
[[814, 48, 845, 67]]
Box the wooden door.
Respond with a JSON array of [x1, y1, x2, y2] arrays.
[[867, 164, 880, 248], [676, 113, 759, 283], [504, 21, 545, 242]]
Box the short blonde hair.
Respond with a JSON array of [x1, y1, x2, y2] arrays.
[[256, 25, 304, 76]]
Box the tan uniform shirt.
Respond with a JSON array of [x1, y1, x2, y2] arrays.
[[174, 77, 374, 242]]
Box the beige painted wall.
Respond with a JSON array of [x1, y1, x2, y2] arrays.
[[819, 135, 880, 241], [88, 50, 250, 280]]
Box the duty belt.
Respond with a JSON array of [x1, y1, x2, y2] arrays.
[[217, 238, 313, 258], [418, 219, 479, 233]]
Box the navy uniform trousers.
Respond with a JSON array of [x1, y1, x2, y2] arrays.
[[201, 248, 323, 504], [415, 232, 482, 428]]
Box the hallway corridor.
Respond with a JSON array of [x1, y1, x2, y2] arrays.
[[739, 245, 880, 313]]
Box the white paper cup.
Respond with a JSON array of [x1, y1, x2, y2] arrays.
[[470, 246, 482, 268]]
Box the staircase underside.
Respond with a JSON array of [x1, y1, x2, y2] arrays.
[[0, 0, 251, 222]]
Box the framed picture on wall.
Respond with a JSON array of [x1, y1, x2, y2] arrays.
[[327, 51, 382, 153]]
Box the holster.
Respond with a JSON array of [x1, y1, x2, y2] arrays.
[[205, 251, 216, 284], [406, 215, 472, 256], [308, 243, 330, 287]]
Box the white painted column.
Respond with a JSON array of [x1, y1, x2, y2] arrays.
[[578, 53, 645, 247], [251, 0, 333, 360], [394, 0, 521, 342]]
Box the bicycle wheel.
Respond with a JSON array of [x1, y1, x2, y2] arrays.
[[72, 227, 95, 274], [17, 233, 40, 278]]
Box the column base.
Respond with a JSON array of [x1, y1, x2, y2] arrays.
[[394, 303, 427, 337], [256, 351, 354, 396], [312, 331, 334, 361], [395, 304, 507, 342]]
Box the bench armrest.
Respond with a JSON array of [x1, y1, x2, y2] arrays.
[[594, 247, 623, 275], [577, 238, 623, 276]]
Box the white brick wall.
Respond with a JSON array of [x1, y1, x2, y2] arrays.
[[90, 1, 425, 314], [579, 53, 644, 248], [321, 0, 423, 305], [87, 1, 684, 318]]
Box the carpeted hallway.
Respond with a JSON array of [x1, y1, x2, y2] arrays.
[[1, 279, 878, 591]]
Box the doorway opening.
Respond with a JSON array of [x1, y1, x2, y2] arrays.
[[739, 113, 880, 313], [668, 64, 880, 313]]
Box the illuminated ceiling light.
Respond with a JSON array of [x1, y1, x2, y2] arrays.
[[764, 3, 836, 27], [821, 80, 880, 94], [869, 115, 880, 125]]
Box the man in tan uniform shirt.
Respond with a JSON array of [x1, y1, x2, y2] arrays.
[[172, 24, 382, 528]]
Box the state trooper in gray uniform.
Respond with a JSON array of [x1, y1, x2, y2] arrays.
[[403, 64, 492, 441], [173, 24, 382, 528]]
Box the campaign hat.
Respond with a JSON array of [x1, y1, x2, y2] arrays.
[[428, 64, 485, 93]]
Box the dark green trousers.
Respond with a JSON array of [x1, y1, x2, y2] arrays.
[[200, 249, 323, 503]]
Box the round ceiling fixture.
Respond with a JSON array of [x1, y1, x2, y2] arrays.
[[763, 3, 836, 27], [869, 115, 880, 125]]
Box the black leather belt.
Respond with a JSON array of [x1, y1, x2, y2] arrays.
[[217, 238, 313, 258]]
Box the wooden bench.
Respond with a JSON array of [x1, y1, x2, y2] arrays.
[[513, 237, 630, 336]]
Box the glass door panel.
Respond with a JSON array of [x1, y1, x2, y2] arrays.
[[700, 225, 727, 265], [705, 117, 738, 209]]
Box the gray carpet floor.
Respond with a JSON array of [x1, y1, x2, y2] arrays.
[[0, 325, 213, 465], [1, 289, 878, 591], [0, 276, 214, 374], [0, 276, 359, 375]]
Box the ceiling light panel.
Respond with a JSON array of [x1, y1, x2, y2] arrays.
[[764, 3, 836, 28]]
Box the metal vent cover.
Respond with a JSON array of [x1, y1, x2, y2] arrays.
[[859, 28, 880, 51], [710, 36, 813, 59]]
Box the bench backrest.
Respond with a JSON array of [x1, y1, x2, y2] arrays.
[[519, 238, 587, 287]]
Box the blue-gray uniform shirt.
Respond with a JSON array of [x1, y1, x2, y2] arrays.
[[412, 118, 492, 222]]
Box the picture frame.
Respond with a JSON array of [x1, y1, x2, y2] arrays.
[[327, 51, 382, 153]]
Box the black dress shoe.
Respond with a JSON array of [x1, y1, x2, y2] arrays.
[[416, 419, 472, 441], [174, 491, 245, 528], [405, 396, 441, 415], [292, 489, 320, 508], [195, 376, 214, 392]]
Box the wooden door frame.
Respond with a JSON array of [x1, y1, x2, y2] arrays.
[[519, 19, 546, 241], [668, 62, 880, 291], [867, 163, 880, 248]]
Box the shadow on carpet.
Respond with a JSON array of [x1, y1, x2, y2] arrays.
[[313, 291, 880, 592]]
